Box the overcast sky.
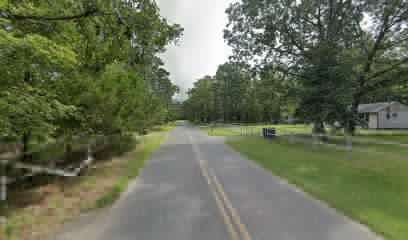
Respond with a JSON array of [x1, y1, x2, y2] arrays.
[[156, 0, 234, 99]]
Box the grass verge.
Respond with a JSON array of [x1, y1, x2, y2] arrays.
[[354, 132, 408, 144], [94, 131, 170, 208], [227, 136, 408, 240], [0, 127, 172, 240]]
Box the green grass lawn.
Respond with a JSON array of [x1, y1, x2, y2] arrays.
[[354, 130, 408, 144], [202, 124, 311, 136], [273, 124, 312, 134], [227, 136, 408, 240], [287, 134, 408, 157], [341, 138, 408, 156], [202, 123, 408, 146], [202, 125, 243, 136]]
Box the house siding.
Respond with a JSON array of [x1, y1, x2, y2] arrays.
[[377, 103, 408, 129], [368, 113, 378, 129]]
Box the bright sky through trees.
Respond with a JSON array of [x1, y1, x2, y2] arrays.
[[156, 0, 234, 99]]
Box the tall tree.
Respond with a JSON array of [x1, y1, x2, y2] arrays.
[[215, 63, 252, 122], [184, 62, 295, 124], [225, 0, 408, 133], [346, 0, 408, 132], [0, 0, 182, 156], [184, 76, 216, 123]]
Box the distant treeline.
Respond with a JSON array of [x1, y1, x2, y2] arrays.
[[184, 0, 408, 134]]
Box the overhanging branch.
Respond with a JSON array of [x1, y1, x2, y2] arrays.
[[363, 68, 408, 93], [0, 8, 104, 21], [367, 57, 408, 81]]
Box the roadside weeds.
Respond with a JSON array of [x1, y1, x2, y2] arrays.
[[0, 127, 172, 240]]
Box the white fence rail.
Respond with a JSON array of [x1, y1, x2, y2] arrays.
[[228, 125, 408, 159]]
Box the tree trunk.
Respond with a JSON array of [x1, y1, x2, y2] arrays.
[[312, 121, 326, 134], [346, 98, 360, 136], [22, 132, 31, 161], [65, 143, 73, 163]]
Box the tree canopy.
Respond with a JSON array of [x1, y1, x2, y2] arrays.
[[223, 0, 408, 133], [0, 0, 183, 152], [183, 62, 297, 124]]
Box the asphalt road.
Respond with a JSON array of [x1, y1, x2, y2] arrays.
[[54, 125, 381, 240]]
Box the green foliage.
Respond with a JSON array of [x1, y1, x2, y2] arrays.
[[224, 0, 408, 133], [85, 63, 146, 134], [0, 85, 75, 141], [183, 63, 296, 124], [184, 76, 216, 123], [0, 0, 182, 154]]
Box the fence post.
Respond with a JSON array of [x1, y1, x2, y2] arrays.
[[312, 133, 318, 149], [0, 160, 7, 202], [87, 140, 93, 162], [345, 134, 353, 159], [0, 159, 7, 226]]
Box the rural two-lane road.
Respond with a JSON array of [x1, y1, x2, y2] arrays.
[[55, 125, 381, 240]]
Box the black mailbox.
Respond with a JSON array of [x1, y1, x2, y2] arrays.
[[262, 128, 277, 139]]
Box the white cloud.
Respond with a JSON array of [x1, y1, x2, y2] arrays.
[[156, 0, 234, 99]]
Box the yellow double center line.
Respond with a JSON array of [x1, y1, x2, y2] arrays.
[[189, 135, 252, 240]]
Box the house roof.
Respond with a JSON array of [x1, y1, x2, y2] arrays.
[[358, 102, 397, 113]]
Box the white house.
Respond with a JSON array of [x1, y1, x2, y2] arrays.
[[358, 102, 408, 129]]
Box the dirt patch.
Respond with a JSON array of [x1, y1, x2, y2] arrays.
[[0, 127, 172, 240], [0, 147, 137, 240]]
